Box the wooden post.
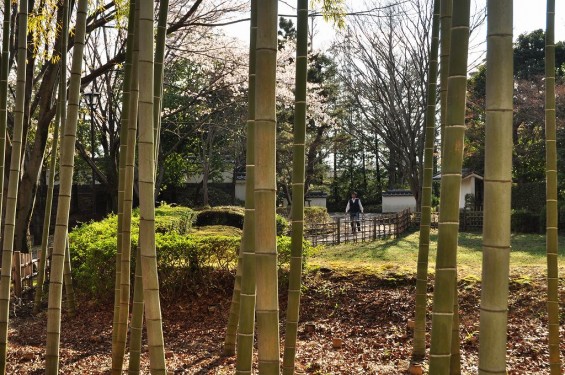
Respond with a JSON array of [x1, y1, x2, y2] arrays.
[[12, 251, 21, 297], [336, 217, 341, 245]]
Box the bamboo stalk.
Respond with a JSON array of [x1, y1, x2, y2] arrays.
[[153, 0, 169, 166], [0, 0, 28, 370], [254, 0, 280, 373], [137, 0, 167, 372], [235, 0, 258, 372], [478, 2, 513, 374], [128, 247, 144, 375], [411, 0, 440, 365], [282, 0, 308, 373], [543, 2, 561, 373], [45, 0, 89, 372], [111, 0, 138, 372], [428, 1, 471, 373]]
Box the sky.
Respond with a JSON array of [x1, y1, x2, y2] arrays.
[[223, 0, 565, 53]]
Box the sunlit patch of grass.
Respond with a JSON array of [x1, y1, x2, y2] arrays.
[[308, 229, 565, 279]]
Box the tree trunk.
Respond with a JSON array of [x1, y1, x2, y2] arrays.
[[428, 1, 471, 373], [34, 0, 69, 314]]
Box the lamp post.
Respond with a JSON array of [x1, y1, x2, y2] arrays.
[[83, 91, 100, 215]]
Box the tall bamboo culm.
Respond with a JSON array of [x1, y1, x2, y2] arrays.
[[128, 247, 144, 374], [34, 0, 69, 314], [0, 0, 10, 331], [63, 238, 76, 313], [411, 0, 440, 366], [153, 0, 169, 166], [281, 0, 308, 373], [45, 0, 89, 372], [126, 4, 143, 374], [111, 0, 137, 372], [439, 0, 452, 156], [544, 1, 561, 373], [0, 0, 27, 370], [234, 0, 258, 371], [428, 1, 471, 373], [477, 2, 514, 374], [254, 0, 280, 373], [137, 0, 167, 372]]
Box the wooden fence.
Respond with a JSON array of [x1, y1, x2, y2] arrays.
[[412, 209, 484, 231], [10, 251, 39, 297], [304, 209, 412, 246]]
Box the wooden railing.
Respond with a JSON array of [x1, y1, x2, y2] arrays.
[[10, 251, 39, 297], [303, 209, 412, 246], [412, 209, 484, 231]]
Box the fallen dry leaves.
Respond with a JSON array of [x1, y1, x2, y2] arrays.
[[5, 270, 564, 374]]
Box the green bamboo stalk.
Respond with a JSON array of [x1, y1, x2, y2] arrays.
[[0, 0, 10, 329], [223, 251, 242, 356], [411, 0, 440, 365], [111, 0, 137, 372], [477, 2, 513, 374], [440, 1, 462, 371], [128, 246, 144, 375], [235, 0, 258, 371], [281, 0, 308, 373], [45, 0, 89, 372], [153, 0, 168, 164], [428, 1, 471, 373], [439, 0, 452, 156], [34, 0, 69, 315], [0, 0, 28, 370], [254, 0, 280, 373], [63, 237, 76, 313], [137, 0, 167, 372], [543, 2, 561, 373]]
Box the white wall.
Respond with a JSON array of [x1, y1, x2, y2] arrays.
[[235, 180, 246, 202], [305, 197, 327, 208], [459, 177, 475, 208], [186, 171, 233, 184], [382, 195, 416, 213]]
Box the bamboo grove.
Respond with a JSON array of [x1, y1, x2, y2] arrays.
[[0, 0, 556, 373]]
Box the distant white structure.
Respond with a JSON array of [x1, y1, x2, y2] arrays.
[[304, 191, 328, 208], [234, 173, 327, 208], [235, 174, 246, 202], [433, 170, 483, 209], [382, 190, 417, 213]]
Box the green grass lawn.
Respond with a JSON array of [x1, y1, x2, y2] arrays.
[[308, 229, 565, 279]]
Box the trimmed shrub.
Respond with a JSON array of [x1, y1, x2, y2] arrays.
[[197, 205, 288, 235], [69, 204, 194, 297], [304, 206, 333, 225], [195, 206, 245, 228]]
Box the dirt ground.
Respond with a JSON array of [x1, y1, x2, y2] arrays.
[[5, 269, 564, 374]]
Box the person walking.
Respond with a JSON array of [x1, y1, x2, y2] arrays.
[[345, 191, 364, 233]]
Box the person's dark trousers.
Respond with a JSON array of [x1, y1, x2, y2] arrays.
[[350, 212, 361, 232]]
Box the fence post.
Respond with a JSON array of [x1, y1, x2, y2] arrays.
[[395, 213, 399, 238], [462, 207, 467, 231], [12, 252, 22, 298], [336, 217, 341, 245]]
